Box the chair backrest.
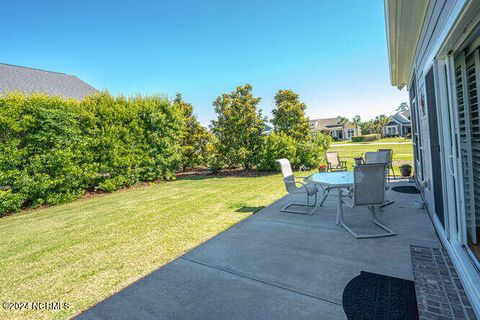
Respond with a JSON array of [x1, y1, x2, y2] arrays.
[[377, 149, 393, 164], [276, 158, 293, 178], [352, 164, 387, 206], [326, 152, 340, 166], [364, 151, 388, 164], [276, 159, 296, 193]]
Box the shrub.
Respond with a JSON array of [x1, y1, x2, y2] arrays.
[[0, 190, 24, 215], [174, 93, 212, 171], [351, 134, 381, 142], [206, 137, 225, 173], [294, 133, 331, 169], [0, 92, 184, 214], [256, 133, 297, 171], [256, 132, 331, 171]]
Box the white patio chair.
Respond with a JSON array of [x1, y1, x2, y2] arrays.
[[365, 151, 394, 208], [339, 163, 396, 239], [364, 151, 388, 164], [377, 148, 396, 179], [276, 159, 318, 215], [326, 152, 347, 172]]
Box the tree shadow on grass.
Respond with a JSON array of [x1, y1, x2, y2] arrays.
[[235, 206, 265, 214]]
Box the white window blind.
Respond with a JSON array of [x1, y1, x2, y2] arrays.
[[455, 49, 480, 244]]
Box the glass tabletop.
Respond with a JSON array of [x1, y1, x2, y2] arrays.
[[304, 171, 354, 187]]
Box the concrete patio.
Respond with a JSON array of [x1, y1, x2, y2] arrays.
[[77, 180, 440, 319]]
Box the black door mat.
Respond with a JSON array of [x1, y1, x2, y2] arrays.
[[342, 271, 419, 320], [391, 186, 420, 194]]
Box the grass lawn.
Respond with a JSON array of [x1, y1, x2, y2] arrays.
[[0, 139, 412, 320], [331, 136, 411, 145], [328, 138, 413, 173], [0, 174, 289, 320]]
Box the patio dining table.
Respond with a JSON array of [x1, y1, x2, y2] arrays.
[[304, 171, 353, 225]]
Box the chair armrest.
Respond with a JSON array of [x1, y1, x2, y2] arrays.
[[294, 181, 309, 193]]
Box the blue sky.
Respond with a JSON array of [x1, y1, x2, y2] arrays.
[[1, 0, 407, 125]]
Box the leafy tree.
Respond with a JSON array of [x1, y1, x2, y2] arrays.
[[295, 133, 332, 169], [211, 84, 265, 169], [173, 93, 212, 171], [257, 133, 297, 171], [373, 114, 390, 135], [359, 115, 390, 135], [360, 120, 375, 134], [338, 116, 349, 128], [352, 115, 361, 134], [336, 116, 349, 139], [271, 89, 310, 141], [396, 102, 409, 113]]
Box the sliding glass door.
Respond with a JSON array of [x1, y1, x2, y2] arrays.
[[454, 47, 480, 264], [425, 68, 446, 227]]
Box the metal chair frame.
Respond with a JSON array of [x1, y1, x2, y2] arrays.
[[377, 148, 396, 179], [276, 159, 319, 215], [326, 152, 348, 172], [338, 164, 396, 239], [364, 151, 395, 209]]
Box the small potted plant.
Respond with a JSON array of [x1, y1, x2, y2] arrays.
[[399, 164, 412, 177], [318, 164, 327, 172]]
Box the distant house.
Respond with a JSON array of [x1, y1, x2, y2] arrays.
[[263, 123, 273, 135], [382, 110, 411, 137], [309, 117, 361, 140], [0, 63, 98, 100]]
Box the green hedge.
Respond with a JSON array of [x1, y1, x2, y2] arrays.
[[256, 133, 297, 171], [0, 92, 183, 214], [256, 133, 331, 171], [351, 134, 381, 142]]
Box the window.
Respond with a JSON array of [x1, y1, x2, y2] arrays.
[[347, 129, 354, 138], [386, 126, 397, 136]]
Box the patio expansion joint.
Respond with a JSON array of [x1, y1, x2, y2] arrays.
[[254, 217, 440, 247], [179, 256, 342, 307]]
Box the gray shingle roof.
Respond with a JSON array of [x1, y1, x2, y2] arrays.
[[309, 117, 340, 130], [391, 112, 411, 125], [0, 63, 98, 100]]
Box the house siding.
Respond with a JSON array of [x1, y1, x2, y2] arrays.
[[412, 0, 458, 78], [309, 118, 360, 140], [408, 0, 458, 214], [400, 0, 480, 316]]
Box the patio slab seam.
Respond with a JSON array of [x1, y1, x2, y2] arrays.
[[252, 216, 440, 246], [179, 256, 342, 307]]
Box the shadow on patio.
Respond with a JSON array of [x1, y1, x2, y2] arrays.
[[76, 180, 440, 319]]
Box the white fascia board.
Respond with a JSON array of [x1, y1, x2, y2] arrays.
[[384, 0, 430, 87]]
